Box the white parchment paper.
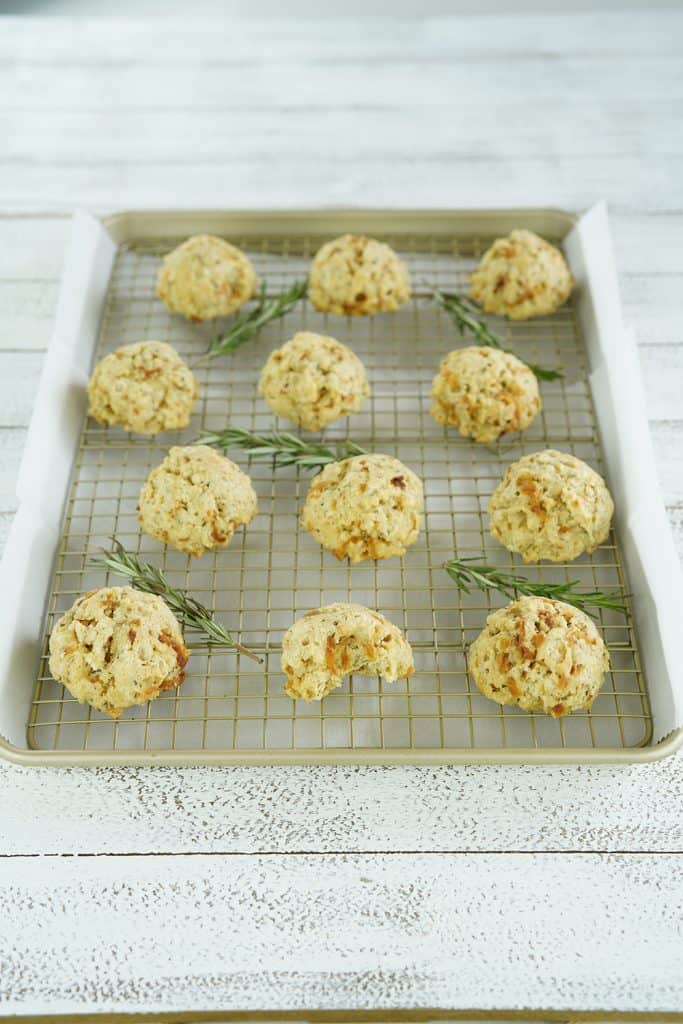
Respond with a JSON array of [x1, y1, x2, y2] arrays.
[[0, 212, 116, 748], [565, 202, 683, 741]]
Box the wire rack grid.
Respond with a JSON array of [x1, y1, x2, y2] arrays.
[[28, 229, 651, 758]]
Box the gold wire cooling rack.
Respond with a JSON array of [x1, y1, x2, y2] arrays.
[[27, 228, 651, 759]]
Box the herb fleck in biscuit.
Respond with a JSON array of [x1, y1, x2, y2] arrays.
[[138, 445, 258, 557], [301, 453, 423, 562], [48, 586, 188, 718], [259, 331, 370, 431], [489, 449, 614, 562], [469, 595, 609, 717], [157, 234, 258, 321], [430, 345, 540, 443], [309, 234, 411, 316], [282, 602, 414, 701], [469, 229, 573, 320], [87, 340, 198, 435]]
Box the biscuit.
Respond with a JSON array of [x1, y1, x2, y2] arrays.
[[48, 586, 188, 718], [468, 595, 609, 717], [87, 340, 198, 435], [309, 234, 411, 316], [282, 602, 414, 701], [301, 453, 423, 562], [469, 229, 573, 320], [157, 234, 258, 320], [259, 331, 370, 431], [488, 449, 614, 562], [138, 445, 258, 557], [430, 345, 540, 443]]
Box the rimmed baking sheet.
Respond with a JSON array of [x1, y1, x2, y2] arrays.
[[0, 206, 680, 764]]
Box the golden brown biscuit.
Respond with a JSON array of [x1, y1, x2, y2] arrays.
[[49, 586, 188, 718], [259, 331, 370, 431], [301, 453, 423, 562], [430, 345, 540, 443], [87, 340, 198, 435], [138, 445, 258, 557], [309, 234, 410, 316], [468, 596, 609, 717], [469, 229, 573, 320], [489, 449, 614, 562], [157, 234, 258, 320], [282, 602, 414, 701]]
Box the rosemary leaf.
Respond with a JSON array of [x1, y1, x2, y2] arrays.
[[196, 427, 366, 472], [195, 278, 308, 364], [529, 363, 565, 383], [433, 290, 563, 382], [91, 540, 262, 662], [443, 557, 627, 616]]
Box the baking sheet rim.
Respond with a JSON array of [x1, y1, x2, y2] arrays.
[[1, 204, 681, 766]]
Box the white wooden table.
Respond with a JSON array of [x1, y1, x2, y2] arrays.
[[1, 12, 682, 1018]]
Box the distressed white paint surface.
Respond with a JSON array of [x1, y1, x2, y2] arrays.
[[1, 853, 682, 1014], [1, 10, 683, 1015], [2, 762, 683, 855]]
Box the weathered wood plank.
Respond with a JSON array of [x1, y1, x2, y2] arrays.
[[6, 62, 677, 111], [0, 510, 14, 549], [5, 109, 682, 164], [1, 853, 681, 1014], [639, 344, 683, 421], [622, 275, 683, 346], [0, 353, 41, 427], [613, 217, 683, 274], [1, 11, 682, 61], [652, 421, 683, 509], [0, 281, 59, 350], [0, 216, 67, 280], [0, 428, 25, 511], [2, 156, 682, 213], [2, 757, 683, 855]]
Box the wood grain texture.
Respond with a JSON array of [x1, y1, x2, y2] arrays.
[[1, 13, 682, 58], [0, 281, 59, 351], [2, 761, 683, 855], [1, 852, 682, 1014], [2, 14, 683, 214], [0, 215, 67, 278], [1, 10, 683, 1014]]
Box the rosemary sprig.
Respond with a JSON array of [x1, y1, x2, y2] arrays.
[[91, 540, 262, 662], [196, 427, 366, 472], [443, 557, 627, 617], [433, 290, 563, 382], [195, 278, 308, 364]]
